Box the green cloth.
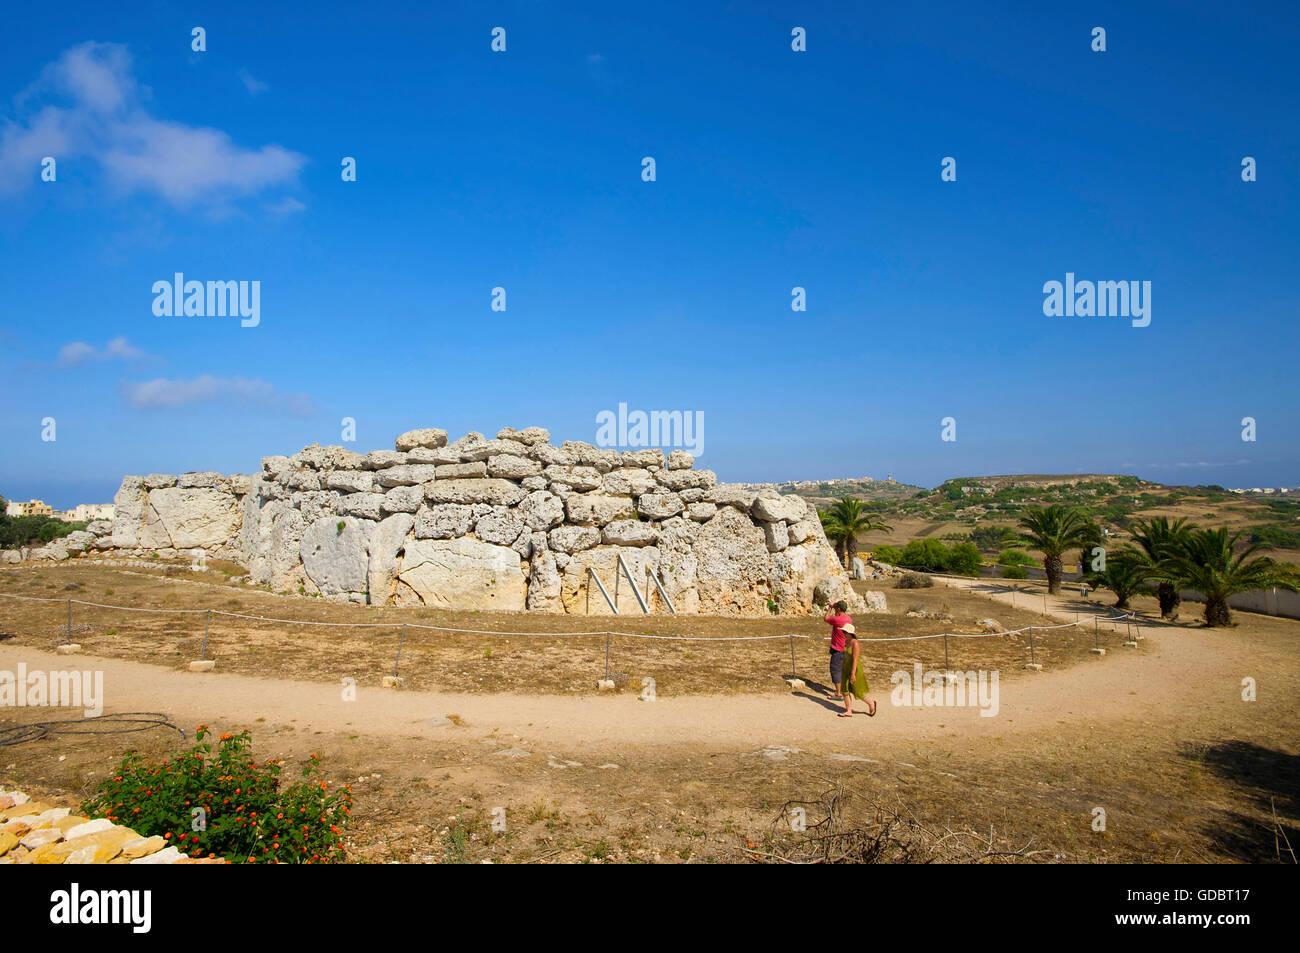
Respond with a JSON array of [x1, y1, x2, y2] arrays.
[[843, 646, 868, 699]]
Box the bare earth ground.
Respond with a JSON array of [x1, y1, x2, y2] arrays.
[[0, 561, 1296, 864]]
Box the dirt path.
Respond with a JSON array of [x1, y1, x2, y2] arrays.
[[0, 613, 1258, 755]]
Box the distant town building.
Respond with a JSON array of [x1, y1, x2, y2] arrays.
[[5, 500, 113, 521]]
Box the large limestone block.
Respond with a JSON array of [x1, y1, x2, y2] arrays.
[[414, 504, 474, 539], [763, 520, 790, 552], [564, 493, 634, 527], [301, 517, 373, 597], [284, 469, 322, 491], [704, 484, 757, 509], [560, 441, 620, 472], [148, 488, 239, 549], [475, 509, 526, 547], [111, 477, 146, 547], [408, 446, 462, 465], [769, 541, 843, 615], [602, 519, 660, 547], [382, 485, 424, 513], [395, 428, 449, 451], [375, 464, 438, 488], [487, 454, 542, 479], [692, 507, 772, 615], [498, 426, 550, 446], [529, 443, 574, 467], [143, 474, 177, 489], [268, 506, 308, 591], [541, 465, 602, 492], [602, 467, 657, 497], [548, 526, 602, 554], [399, 538, 527, 610], [367, 513, 415, 605], [560, 546, 662, 615], [637, 491, 685, 520], [362, 450, 407, 470], [177, 471, 223, 489], [425, 479, 526, 507], [527, 549, 563, 611], [620, 449, 666, 469], [657, 468, 717, 492], [665, 450, 694, 470], [338, 492, 385, 520], [326, 470, 374, 493], [752, 493, 808, 524], [653, 517, 701, 614], [291, 490, 341, 524], [435, 462, 487, 480]]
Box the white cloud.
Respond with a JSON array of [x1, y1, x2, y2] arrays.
[[120, 375, 317, 417], [57, 336, 149, 367], [0, 42, 303, 208]]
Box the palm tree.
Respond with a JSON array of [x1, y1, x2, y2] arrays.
[[828, 498, 891, 568], [1084, 552, 1146, 609], [818, 509, 848, 566], [1159, 528, 1298, 627], [1127, 517, 1195, 618], [1018, 505, 1094, 594]]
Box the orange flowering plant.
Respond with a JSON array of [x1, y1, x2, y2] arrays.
[[81, 727, 352, 864]]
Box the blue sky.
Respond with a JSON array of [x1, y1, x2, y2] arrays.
[[1, 1, 1297, 507]]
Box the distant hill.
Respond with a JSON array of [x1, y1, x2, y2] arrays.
[[745, 472, 1300, 562]]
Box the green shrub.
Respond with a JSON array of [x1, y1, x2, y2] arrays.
[[997, 548, 1035, 567], [896, 571, 934, 589], [81, 727, 352, 864], [1000, 565, 1028, 579]]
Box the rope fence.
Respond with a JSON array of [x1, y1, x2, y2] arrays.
[[0, 590, 1141, 686]]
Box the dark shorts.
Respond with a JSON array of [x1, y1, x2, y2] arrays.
[[829, 649, 845, 684]]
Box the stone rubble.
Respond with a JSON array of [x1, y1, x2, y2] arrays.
[[0, 788, 225, 865]]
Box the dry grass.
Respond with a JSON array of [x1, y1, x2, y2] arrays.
[[0, 560, 1132, 696]]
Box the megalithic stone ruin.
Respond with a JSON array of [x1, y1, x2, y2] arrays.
[[60, 427, 868, 616]]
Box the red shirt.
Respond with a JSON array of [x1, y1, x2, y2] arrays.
[[826, 613, 852, 651]]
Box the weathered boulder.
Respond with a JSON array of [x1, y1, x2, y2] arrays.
[[325, 470, 374, 493], [395, 428, 449, 451], [752, 493, 807, 524], [560, 546, 662, 615]]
